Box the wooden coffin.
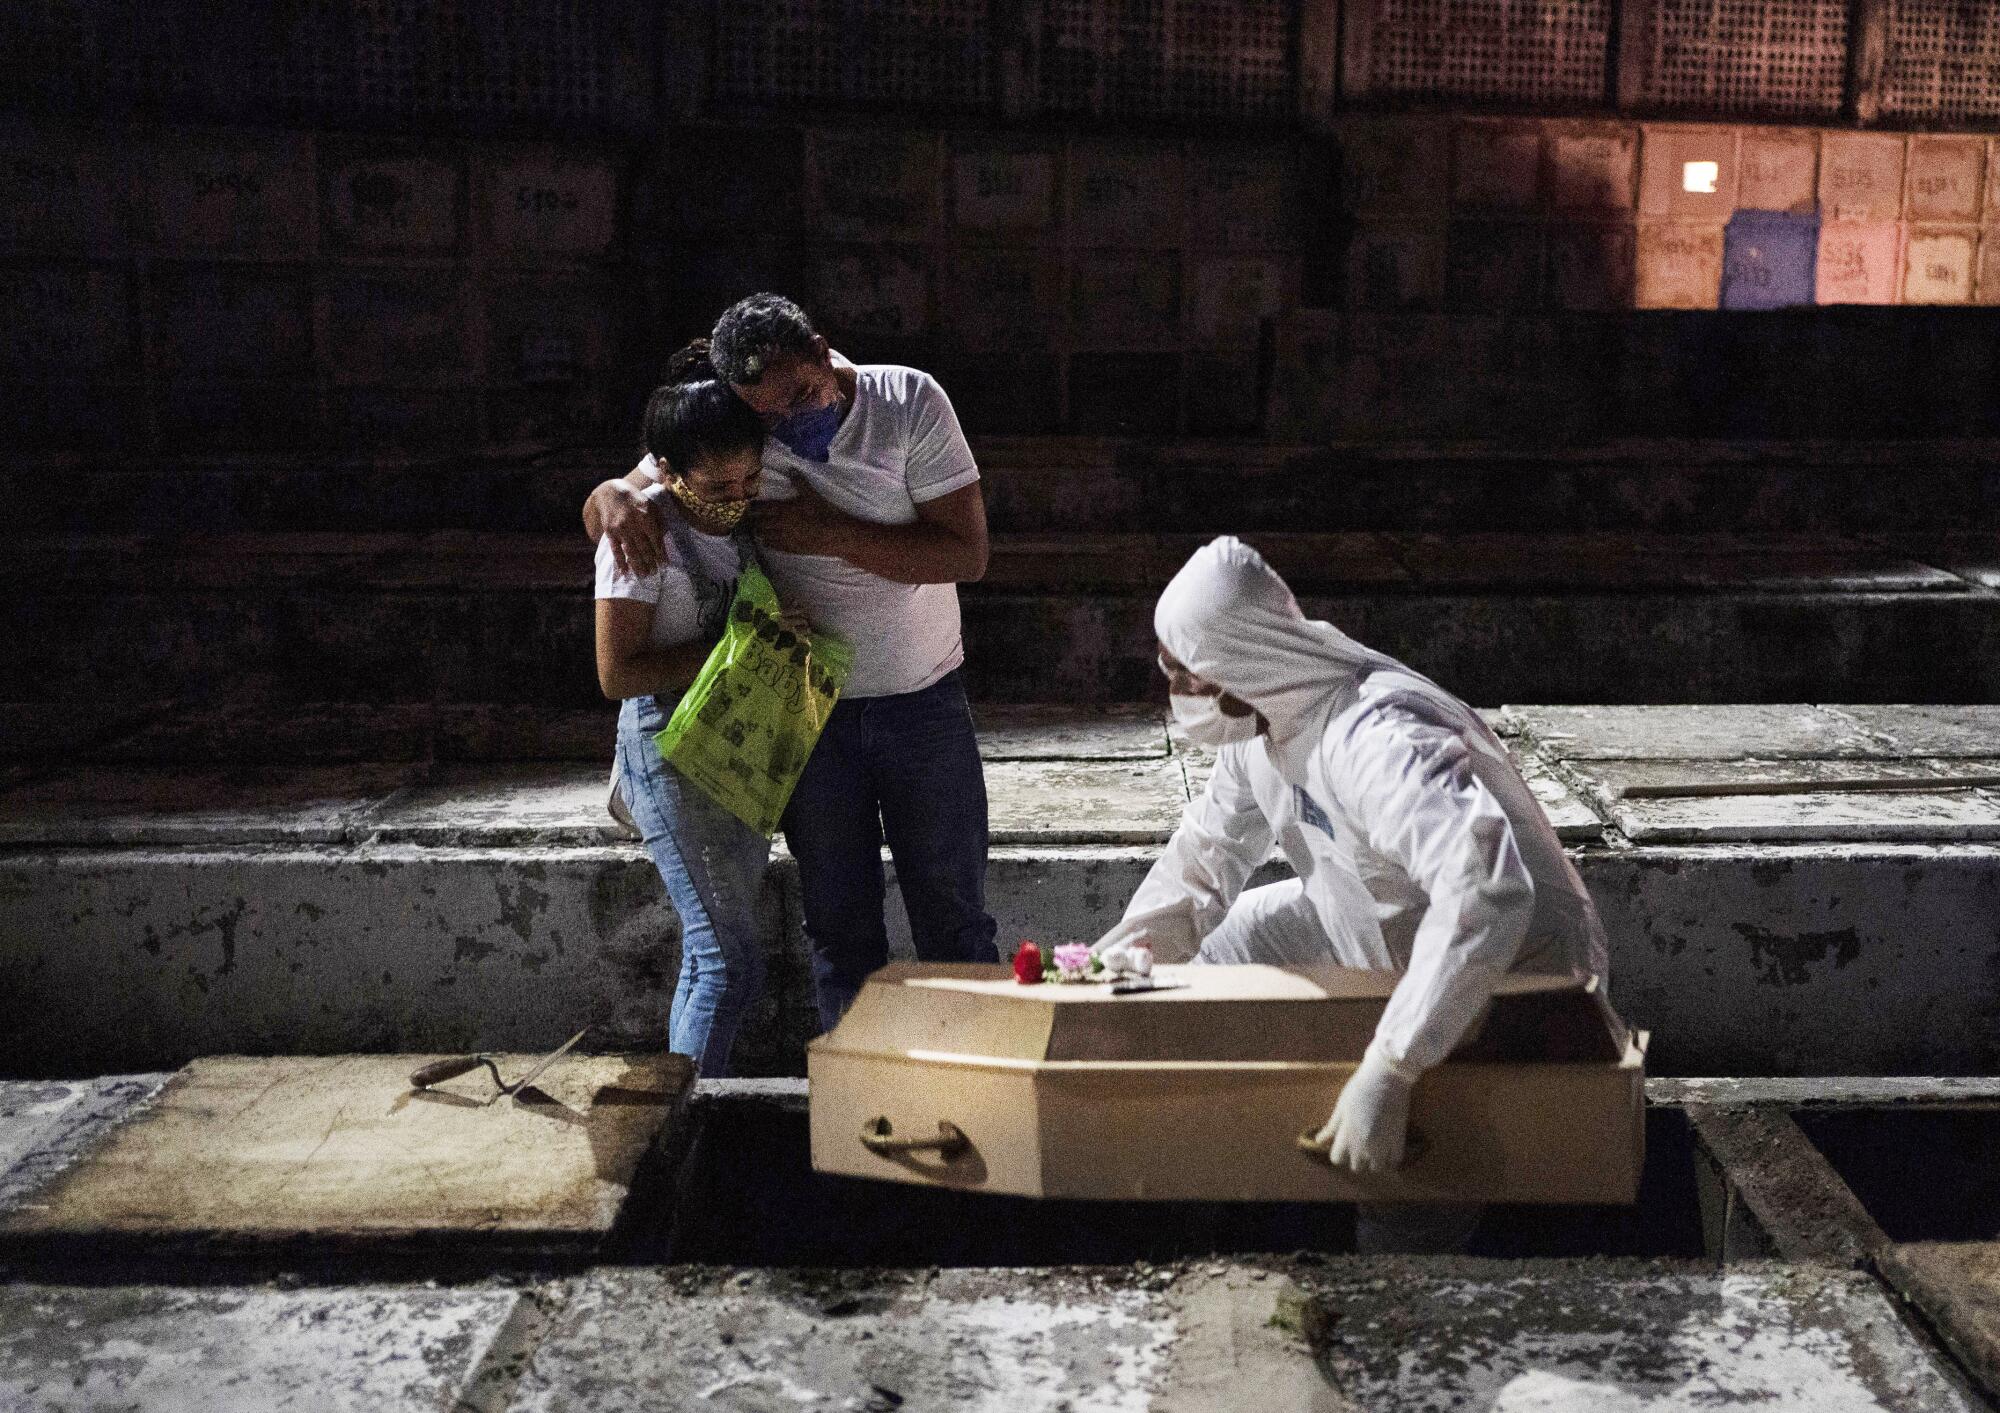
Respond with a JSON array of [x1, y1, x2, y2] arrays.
[[809, 963, 1646, 1204]]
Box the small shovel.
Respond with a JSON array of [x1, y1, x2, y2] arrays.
[[408, 1022, 596, 1104]]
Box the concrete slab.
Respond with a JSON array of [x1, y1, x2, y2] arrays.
[[504, 1261, 1979, 1411], [0, 1054, 691, 1256], [105, 702, 441, 764], [1609, 788, 2000, 843], [0, 701, 168, 762], [0, 765, 418, 845], [0, 1283, 523, 1413], [1582, 844, 2000, 1075], [1289, 1261, 1985, 1411], [1877, 1242, 2000, 1399], [1514, 753, 1607, 842], [1871, 532, 2000, 590], [504, 1266, 1178, 1413], [974, 704, 1170, 760], [1651, 1076, 2000, 1107], [1684, 1106, 1885, 1268], [0, 1076, 167, 1214], [1831, 705, 2000, 757], [1506, 705, 1889, 760], [366, 532, 592, 591], [987, 759, 1190, 844], [364, 764, 624, 846], [982, 533, 1172, 591], [1391, 532, 1964, 593], [431, 706, 618, 763], [1574, 756, 2000, 798], [111, 533, 411, 591]]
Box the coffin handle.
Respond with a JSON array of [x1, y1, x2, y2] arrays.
[[860, 1116, 970, 1159], [1295, 1126, 1430, 1166]]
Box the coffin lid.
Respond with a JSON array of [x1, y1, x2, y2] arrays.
[[818, 963, 1628, 1066]]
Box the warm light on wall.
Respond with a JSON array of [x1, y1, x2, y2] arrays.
[[1682, 160, 1720, 194]]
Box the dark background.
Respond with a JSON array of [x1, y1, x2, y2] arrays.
[[3, 0, 1998, 463]]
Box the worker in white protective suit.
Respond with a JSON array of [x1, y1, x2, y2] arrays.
[[1096, 537, 1610, 1254]]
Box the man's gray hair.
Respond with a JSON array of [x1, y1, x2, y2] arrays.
[[709, 293, 819, 386]]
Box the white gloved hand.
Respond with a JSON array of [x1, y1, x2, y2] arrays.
[[1314, 1043, 1420, 1175], [1091, 897, 1200, 963]]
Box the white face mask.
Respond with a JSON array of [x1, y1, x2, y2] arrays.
[[1170, 691, 1260, 748]]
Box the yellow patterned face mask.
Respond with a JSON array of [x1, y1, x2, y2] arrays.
[[666, 475, 751, 532]]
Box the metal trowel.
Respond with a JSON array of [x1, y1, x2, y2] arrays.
[[407, 1022, 596, 1104]]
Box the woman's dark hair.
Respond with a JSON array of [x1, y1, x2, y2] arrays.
[[642, 338, 763, 476]]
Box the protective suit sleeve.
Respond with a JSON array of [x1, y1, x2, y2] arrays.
[[1121, 743, 1275, 946], [1333, 710, 1536, 1074]]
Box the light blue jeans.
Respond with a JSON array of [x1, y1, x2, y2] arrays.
[[616, 694, 773, 1078]]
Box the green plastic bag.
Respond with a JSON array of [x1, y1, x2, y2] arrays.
[[653, 564, 854, 837]]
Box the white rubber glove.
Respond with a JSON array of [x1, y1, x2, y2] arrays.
[[1091, 897, 1200, 964], [1315, 1042, 1420, 1175]]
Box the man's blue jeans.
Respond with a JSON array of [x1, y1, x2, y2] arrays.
[[617, 693, 773, 1077], [782, 668, 999, 1028]]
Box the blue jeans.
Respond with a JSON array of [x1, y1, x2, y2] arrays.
[[617, 694, 772, 1078], [782, 668, 999, 1029]]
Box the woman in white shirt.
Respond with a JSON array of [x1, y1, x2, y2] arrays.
[[595, 341, 776, 1077]]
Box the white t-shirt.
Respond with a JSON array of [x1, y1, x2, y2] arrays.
[[759, 365, 979, 699], [593, 511, 747, 650]]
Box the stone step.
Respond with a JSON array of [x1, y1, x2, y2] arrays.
[[7, 530, 1999, 707], [5, 705, 1999, 1079], [0, 1074, 1995, 1411], [12, 438, 2000, 535]]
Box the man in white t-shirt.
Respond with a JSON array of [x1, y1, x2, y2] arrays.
[[585, 294, 999, 1026]]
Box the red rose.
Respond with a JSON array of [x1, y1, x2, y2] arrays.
[[1013, 942, 1043, 985]]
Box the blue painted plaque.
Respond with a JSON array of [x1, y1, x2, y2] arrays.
[[1722, 210, 1820, 310]]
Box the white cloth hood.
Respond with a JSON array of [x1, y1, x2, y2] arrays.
[[1155, 537, 1412, 771]]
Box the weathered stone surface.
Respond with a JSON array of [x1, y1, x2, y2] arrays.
[[1512, 752, 1606, 842], [0, 845, 703, 1072], [1684, 1106, 1885, 1268], [0, 1284, 522, 1413], [1390, 533, 1960, 592], [1574, 756, 2000, 798], [506, 1266, 1178, 1412], [501, 1261, 1978, 1412], [1610, 788, 2000, 843], [973, 705, 1169, 760], [12, 708, 2000, 1079], [986, 759, 1190, 844], [1, 1054, 691, 1252], [1652, 1076, 2000, 1107], [1877, 1242, 2000, 1399], [431, 706, 619, 763], [0, 842, 1160, 1077], [364, 764, 623, 846], [1830, 705, 2000, 757], [104, 703, 443, 764], [0, 765, 417, 845], [1507, 705, 1885, 760], [1582, 844, 2000, 1074], [0, 1076, 166, 1215], [0, 701, 167, 762], [1291, 1261, 1983, 1411]]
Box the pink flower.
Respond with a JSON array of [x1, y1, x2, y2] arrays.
[[1053, 943, 1092, 974]]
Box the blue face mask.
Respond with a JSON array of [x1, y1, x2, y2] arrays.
[[772, 399, 843, 463]]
